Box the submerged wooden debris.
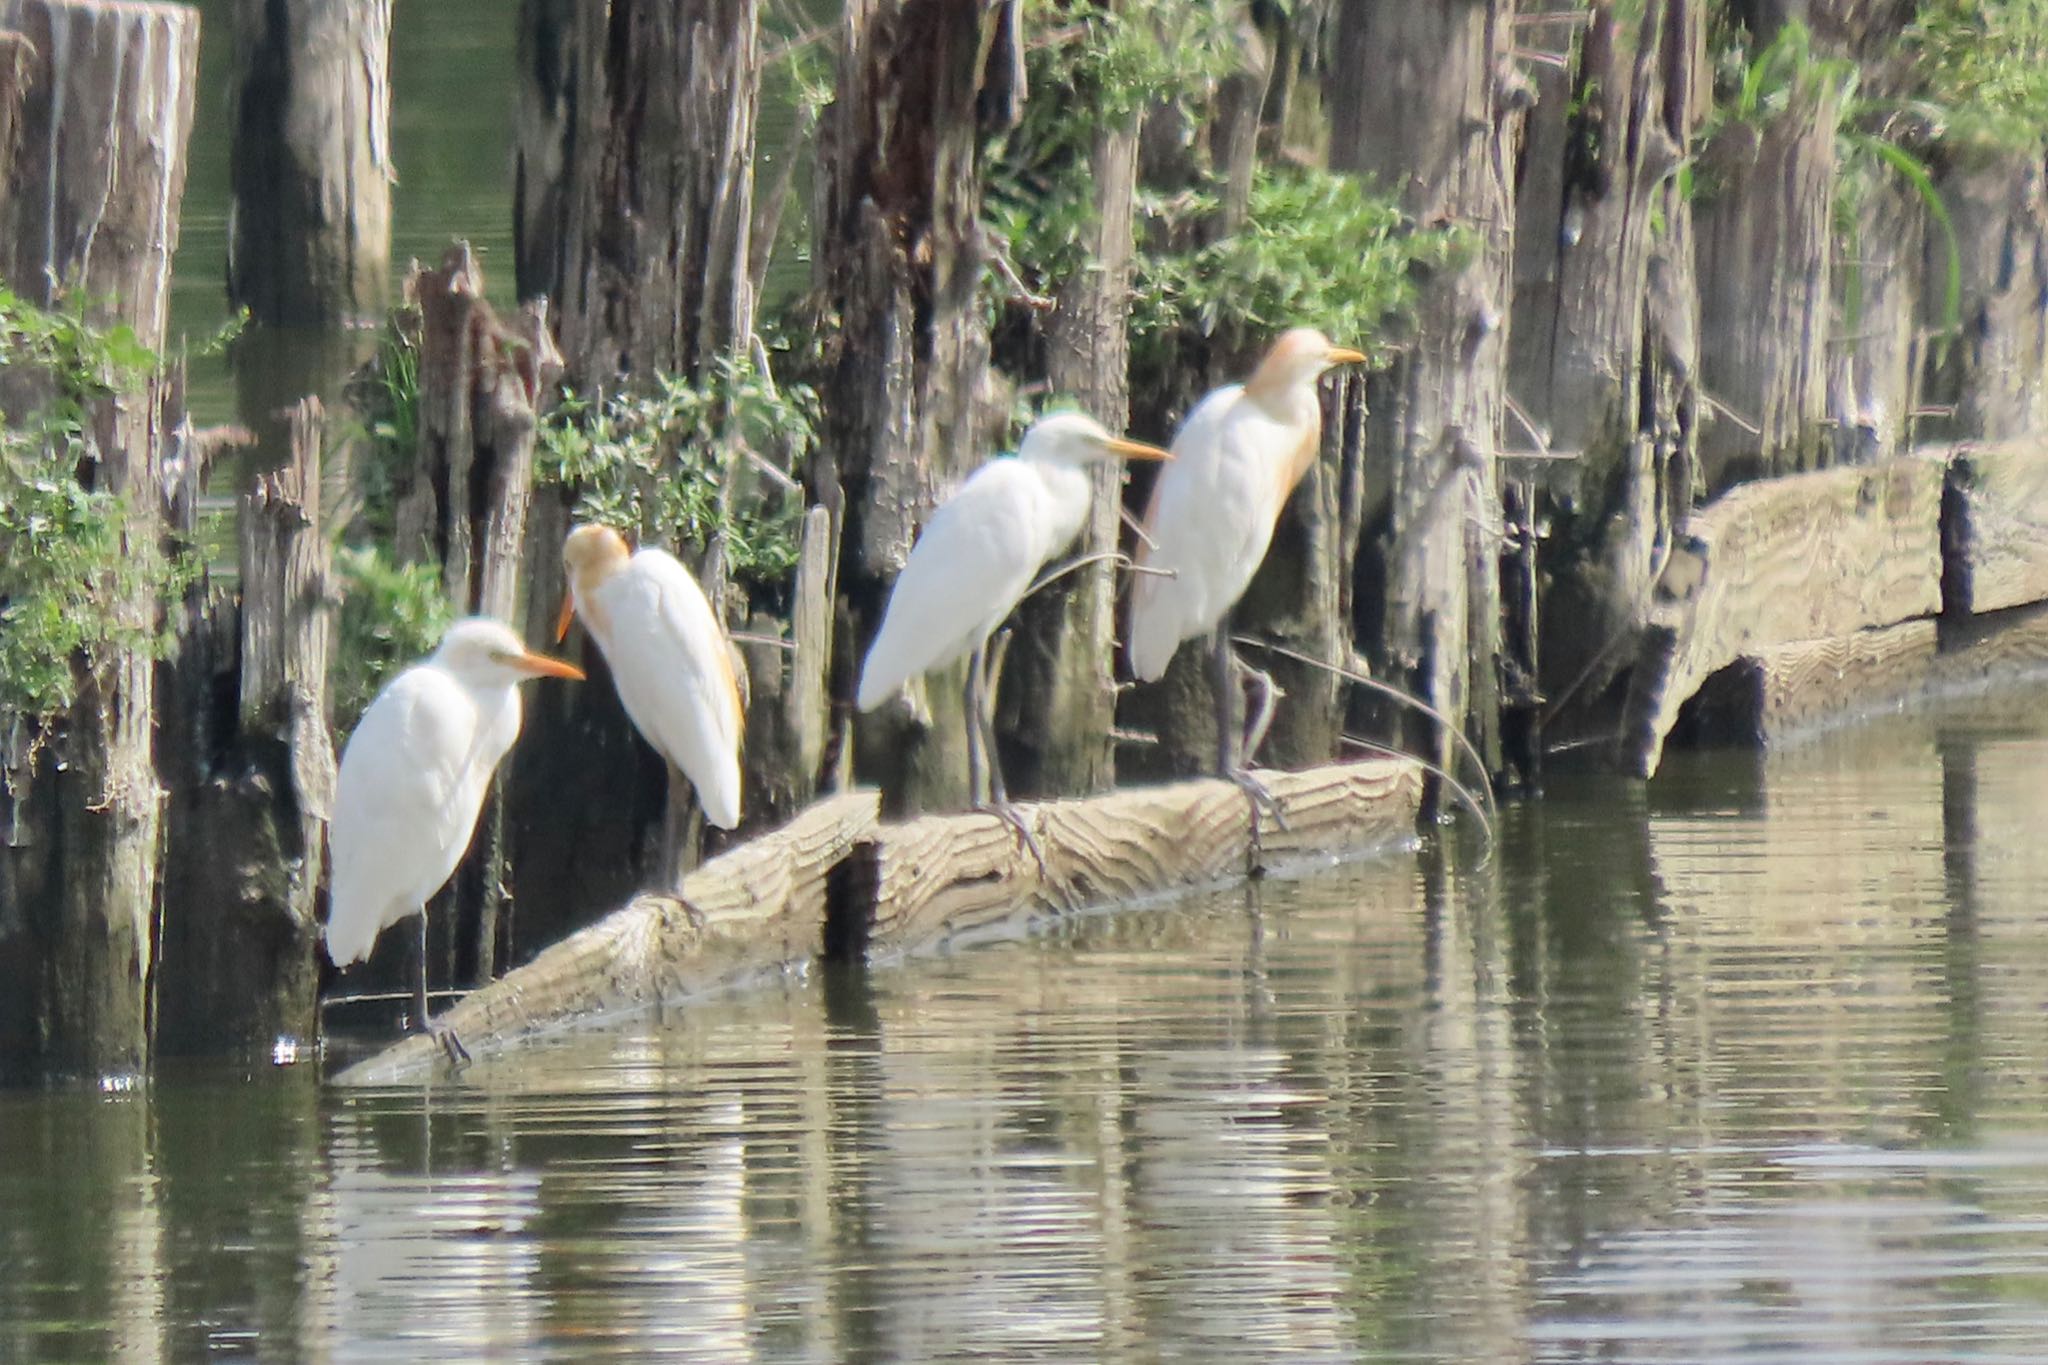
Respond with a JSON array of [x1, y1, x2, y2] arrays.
[[331, 756, 1423, 1085]]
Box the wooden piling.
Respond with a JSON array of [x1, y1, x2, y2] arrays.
[[813, 0, 1011, 819], [226, 0, 392, 325], [387, 242, 562, 985], [331, 756, 1423, 1085], [0, 0, 198, 1081], [1329, 0, 1524, 791], [1507, 1, 1705, 745], [1000, 105, 1141, 799], [1693, 81, 1839, 494], [157, 397, 332, 1056]]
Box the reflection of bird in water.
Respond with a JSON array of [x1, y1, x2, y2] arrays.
[[856, 411, 1171, 844], [1128, 328, 1365, 815], [558, 524, 745, 831], [324, 617, 583, 1052]]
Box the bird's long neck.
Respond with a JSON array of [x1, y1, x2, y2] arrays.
[[1031, 458, 1097, 553], [570, 561, 619, 640], [1243, 372, 1324, 496]]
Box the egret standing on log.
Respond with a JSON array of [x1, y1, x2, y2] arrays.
[[324, 618, 585, 1048], [857, 411, 1172, 839], [557, 524, 746, 831], [1127, 327, 1366, 809]]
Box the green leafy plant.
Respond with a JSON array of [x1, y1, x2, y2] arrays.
[[1903, 0, 2048, 149], [0, 287, 184, 724], [330, 544, 452, 730], [537, 352, 816, 595], [1131, 165, 1463, 366]]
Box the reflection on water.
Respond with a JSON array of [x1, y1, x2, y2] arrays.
[[9, 686, 2048, 1360]]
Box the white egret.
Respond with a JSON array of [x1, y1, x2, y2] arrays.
[[1127, 328, 1366, 803], [857, 410, 1171, 832], [557, 524, 744, 830], [324, 617, 585, 1044]]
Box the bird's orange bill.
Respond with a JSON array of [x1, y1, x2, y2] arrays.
[[1328, 346, 1368, 365], [515, 649, 585, 682], [554, 589, 576, 643], [1101, 436, 1173, 461]]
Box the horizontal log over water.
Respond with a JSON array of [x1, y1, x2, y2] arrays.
[[1620, 459, 1945, 777], [1686, 619, 1940, 746], [331, 757, 1424, 1085]]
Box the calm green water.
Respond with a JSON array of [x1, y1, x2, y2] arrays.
[[7, 685, 2048, 1361]]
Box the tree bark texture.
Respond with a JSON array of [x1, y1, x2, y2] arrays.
[[997, 112, 1140, 799], [513, 0, 576, 304], [550, 0, 759, 386], [813, 0, 1013, 818], [156, 397, 332, 1057], [1330, 0, 1521, 788], [226, 0, 392, 326], [1507, 0, 1705, 744], [0, 0, 197, 1082], [1920, 150, 2048, 443], [1693, 88, 1839, 493]]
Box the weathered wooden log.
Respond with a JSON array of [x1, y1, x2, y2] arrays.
[[332, 791, 881, 1085], [1618, 458, 1944, 776], [333, 754, 1423, 1084], [1933, 599, 2048, 685], [157, 397, 333, 1056], [226, 0, 392, 325], [814, 0, 1012, 818], [1680, 619, 1938, 747], [1509, 0, 1705, 744], [0, 0, 197, 1082], [999, 103, 1141, 798], [1694, 86, 1839, 493], [1330, 0, 1523, 791], [1942, 440, 2048, 616], [854, 758, 1424, 961]]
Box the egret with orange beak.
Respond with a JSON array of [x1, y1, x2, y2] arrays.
[[325, 617, 584, 1047], [1128, 328, 1366, 810], [857, 410, 1171, 838], [557, 524, 745, 831]]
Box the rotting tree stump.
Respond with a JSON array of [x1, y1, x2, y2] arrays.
[[227, 0, 392, 326], [331, 755, 1422, 1086], [0, 0, 198, 1082], [1330, 0, 1523, 796], [157, 397, 331, 1057], [813, 0, 1016, 820], [386, 242, 562, 988]]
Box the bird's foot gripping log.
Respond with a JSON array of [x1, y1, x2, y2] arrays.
[[1212, 629, 1291, 856]]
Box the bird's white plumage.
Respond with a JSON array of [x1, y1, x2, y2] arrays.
[[857, 454, 1092, 711], [575, 547, 744, 829], [1128, 384, 1309, 681], [324, 633, 526, 967]]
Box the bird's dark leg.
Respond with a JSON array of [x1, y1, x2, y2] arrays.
[[964, 640, 989, 809], [414, 903, 471, 1069], [413, 908, 430, 1034], [1212, 627, 1287, 843], [1240, 660, 1282, 769], [970, 630, 1054, 886]]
